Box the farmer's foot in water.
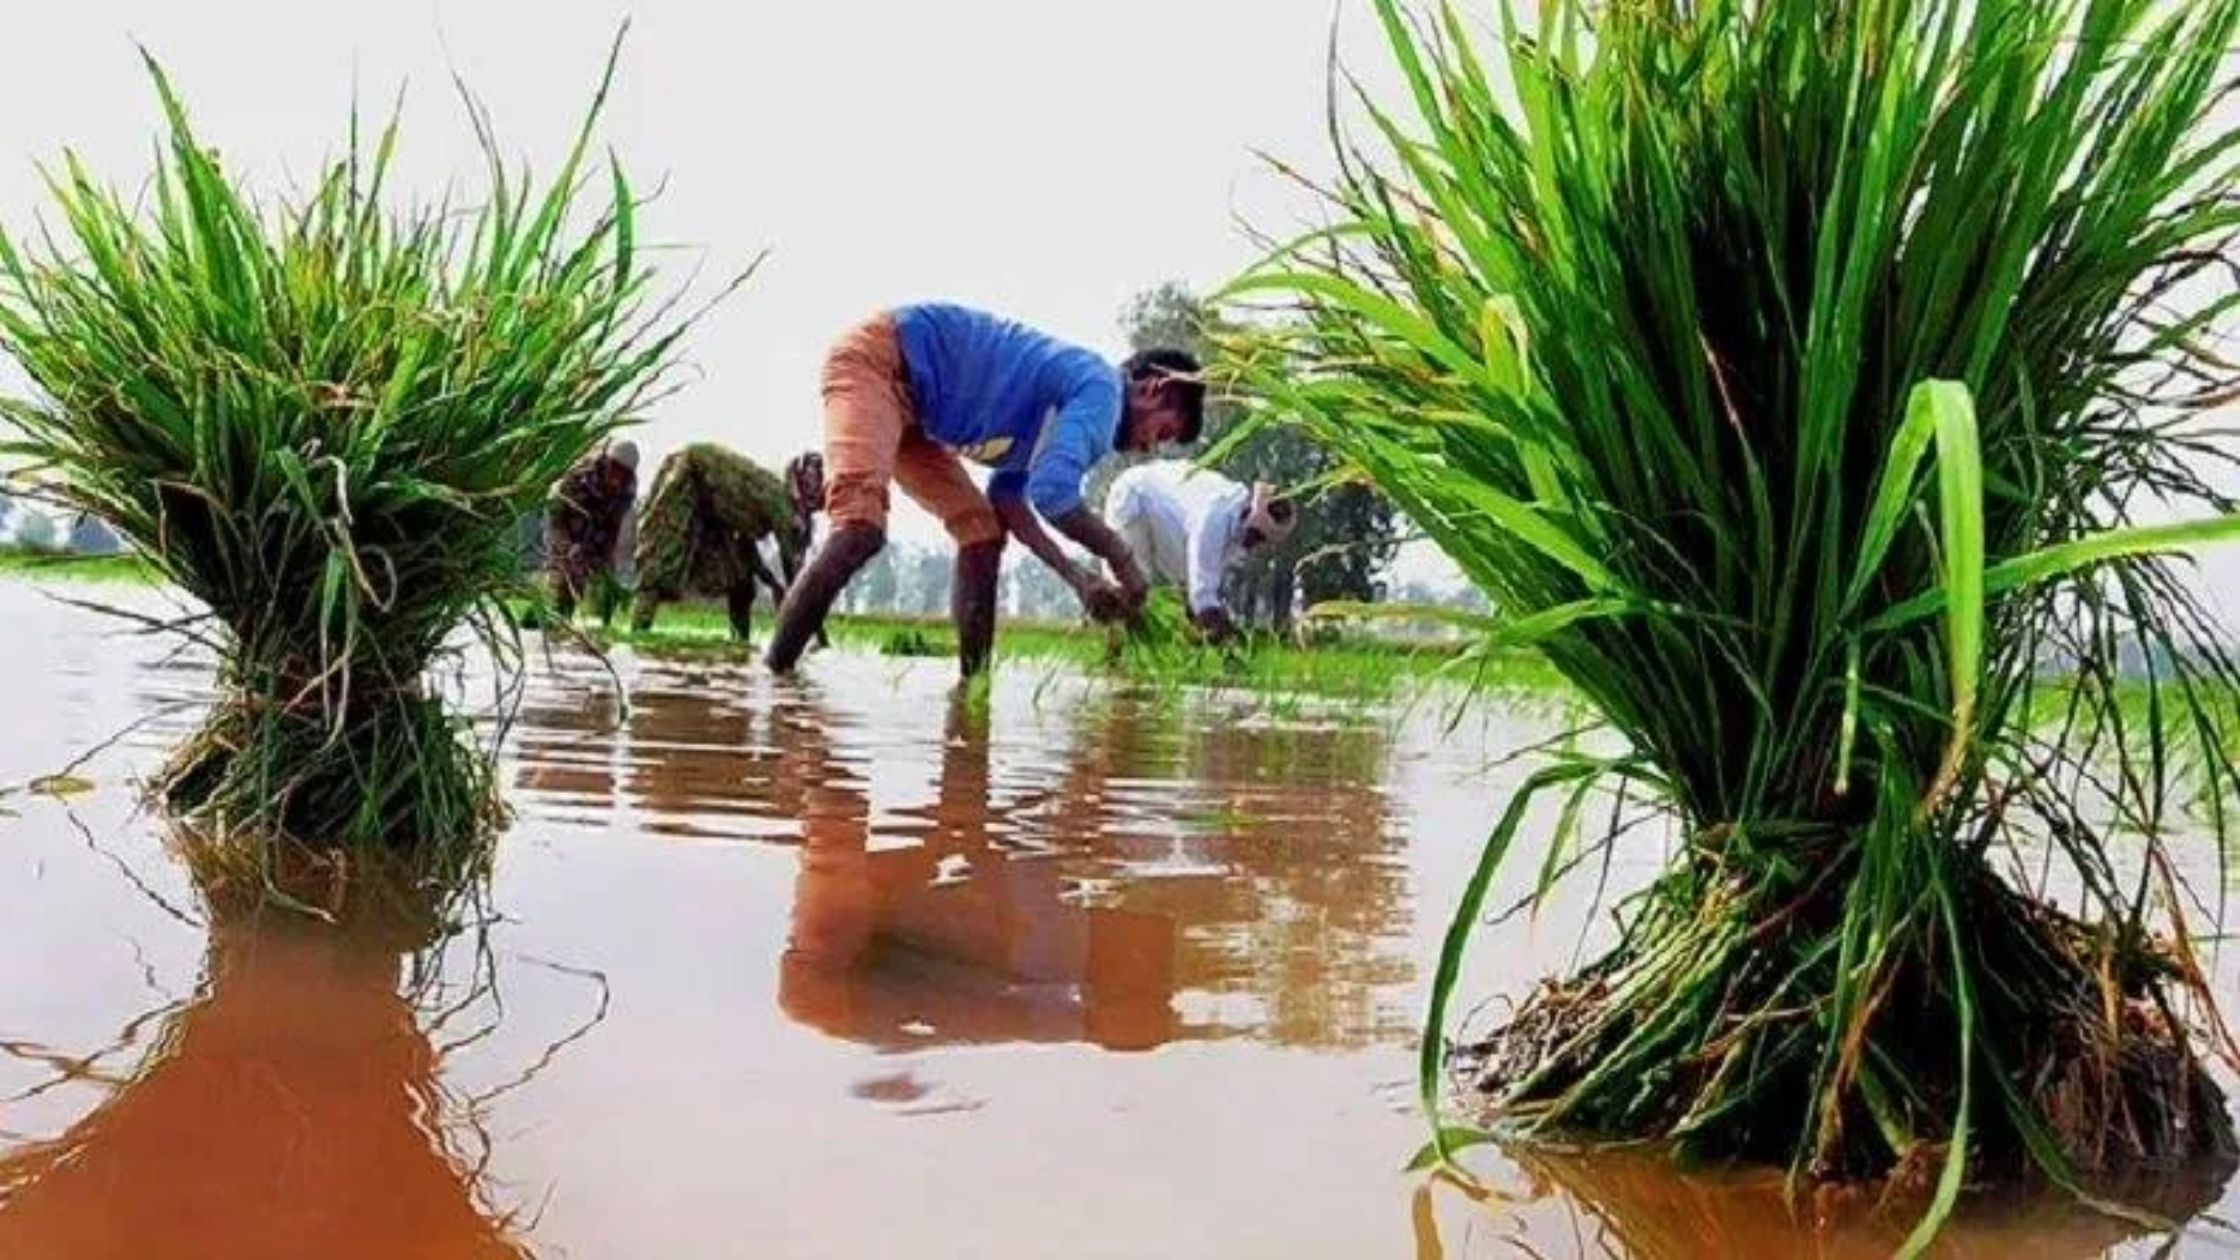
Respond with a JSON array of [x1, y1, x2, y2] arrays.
[[769, 524, 884, 673]]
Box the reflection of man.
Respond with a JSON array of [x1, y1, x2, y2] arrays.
[[0, 915, 521, 1258], [778, 691, 1177, 1052], [1106, 461, 1298, 643]]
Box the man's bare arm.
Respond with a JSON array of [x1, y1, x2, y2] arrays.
[[1045, 507, 1149, 608], [992, 496, 1130, 621]]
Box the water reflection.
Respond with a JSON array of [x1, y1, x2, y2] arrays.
[[10, 593, 2220, 1257], [1418, 1147, 2240, 1258], [0, 893, 523, 1259], [760, 678, 1415, 1054], [511, 661, 1419, 1055], [512, 678, 621, 817], [1110, 702, 1414, 1050], [622, 664, 782, 838], [779, 689, 1182, 1051]]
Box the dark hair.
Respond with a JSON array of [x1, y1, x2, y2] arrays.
[[784, 451, 825, 519], [1121, 348, 1207, 444]]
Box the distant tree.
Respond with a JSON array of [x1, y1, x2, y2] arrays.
[[66, 514, 123, 555], [1119, 282, 1400, 628], [13, 506, 57, 552], [1393, 579, 1492, 614], [903, 545, 952, 616], [1003, 554, 1078, 621], [850, 545, 899, 614]]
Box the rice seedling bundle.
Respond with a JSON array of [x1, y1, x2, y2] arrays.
[[0, 41, 700, 889], [1228, 0, 2240, 1238]]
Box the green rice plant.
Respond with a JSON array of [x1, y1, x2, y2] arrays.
[[1226, 0, 2240, 1240], [881, 627, 949, 658], [1109, 586, 1194, 667], [0, 36, 707, 892]]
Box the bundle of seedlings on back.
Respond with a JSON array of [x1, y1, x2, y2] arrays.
[[0, 38, 703, 893], [1228, 0, 2240, 1244]]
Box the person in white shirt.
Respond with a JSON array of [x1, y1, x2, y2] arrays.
[[1105, 460, 1299, 643]]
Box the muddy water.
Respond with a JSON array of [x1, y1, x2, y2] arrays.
[[0, 584, 2234, 1258]]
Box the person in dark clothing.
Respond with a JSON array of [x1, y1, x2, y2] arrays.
[[544, 440, 640, 624]]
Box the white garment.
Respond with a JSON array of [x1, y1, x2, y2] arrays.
[[1106, 460, 1250, 615]]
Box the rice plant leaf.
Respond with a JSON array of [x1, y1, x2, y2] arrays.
[[1444, 480, 1616, 593], [1869, 514, 2240, 631], [609, 153, 634, 291], [1403, 1126, 1499, 1173], [1845, 383, 1940, 610], [1836, 635, 1863, 797], [1924, 380, 1984, 810], [1479, 294, 1568, 505], [1421, 760, 1617, 1168], [1222, 270, 1483, 382], [1480, 295, 1531, 396], [27, 774, 96, 799], [1897, 868, 1975, 1259], [1534, 771, 1601, 912]]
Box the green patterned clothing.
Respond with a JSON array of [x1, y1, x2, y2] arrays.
[[633, 443, 806, 604]]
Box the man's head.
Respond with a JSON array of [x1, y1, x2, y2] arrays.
[[786, 451, 827, 522], [602, 439, 640, 493], [1118, 349, 1207, 454], [1241, 482, 1298, 552]]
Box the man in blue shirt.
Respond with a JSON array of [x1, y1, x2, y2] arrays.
[[767, 304, 1207, 676]]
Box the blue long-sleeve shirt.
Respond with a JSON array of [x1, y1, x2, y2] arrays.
[[893, 303, 1121, 519]]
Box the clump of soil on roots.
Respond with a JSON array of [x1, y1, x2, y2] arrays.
[[1456, 860, 2236, 1199]]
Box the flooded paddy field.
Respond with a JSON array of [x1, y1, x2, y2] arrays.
[[1, 583, 2234, 1258]]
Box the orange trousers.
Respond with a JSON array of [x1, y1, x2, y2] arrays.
[[821, 314, 1003, 547]]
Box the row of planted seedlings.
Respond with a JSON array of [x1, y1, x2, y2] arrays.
[[0, 38, 702, 916], [1223, 0, 2240, 1252]]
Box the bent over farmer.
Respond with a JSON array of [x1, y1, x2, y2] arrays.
[[631, 443, 825, 644], [1106, 460, 1298, 644], [545, 439, 639, 623], [767, 303, 1207, 677]]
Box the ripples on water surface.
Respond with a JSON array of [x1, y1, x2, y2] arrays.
[[0, 585, 2232, 1257]]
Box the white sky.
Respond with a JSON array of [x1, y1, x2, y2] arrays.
[[0, 3, 2233, 599], [0, 0, 1433, 562]]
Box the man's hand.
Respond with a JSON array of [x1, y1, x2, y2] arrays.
[[1192, 607, 1240, 645], [1047, 507, 1150, 610], [1074, 571, 1131, 624], [1112, 553, 1151, 614]]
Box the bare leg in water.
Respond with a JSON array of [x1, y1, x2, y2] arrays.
[[631, 585, 666, 635], [767, 523, 884, 673], [952, 539, 1003, 678], [726, 583, 758, 642]]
